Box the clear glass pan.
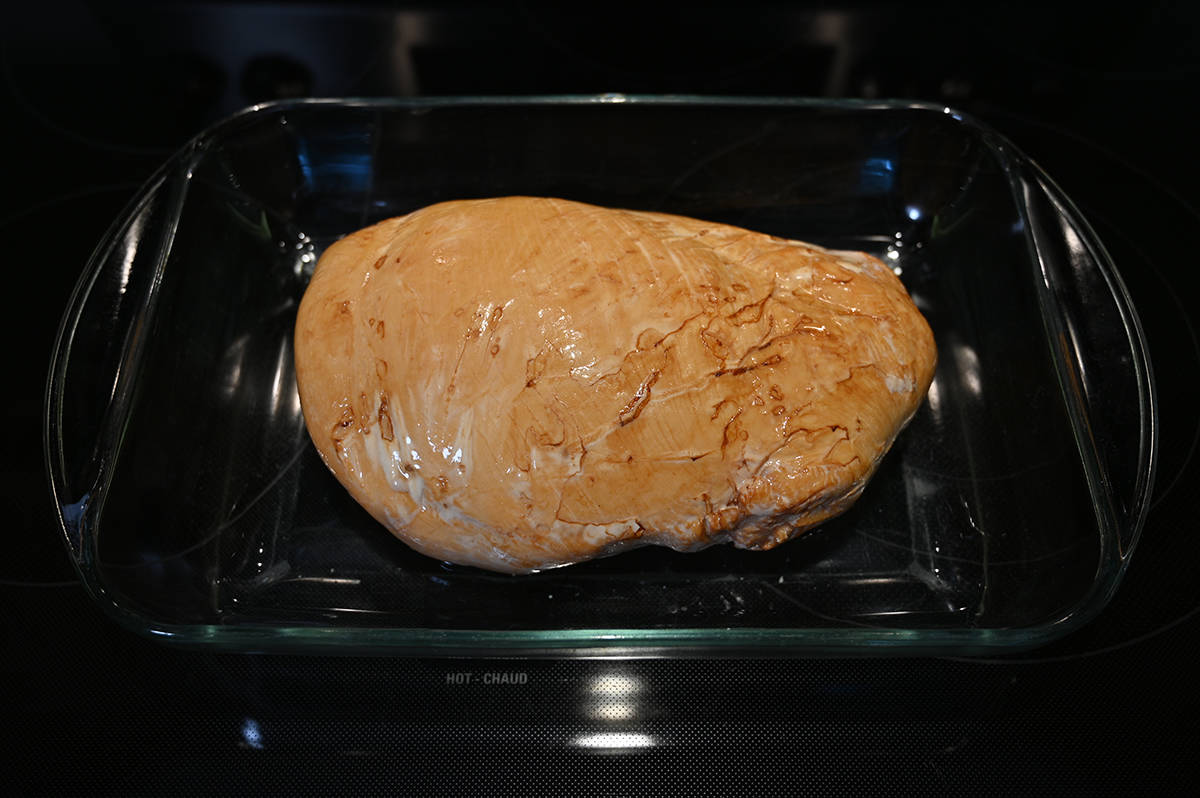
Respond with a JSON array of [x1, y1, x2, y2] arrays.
[[45, 97, 1156, 655]]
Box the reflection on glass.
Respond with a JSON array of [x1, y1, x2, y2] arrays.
[[954, 342, 982, 396], [887, 230, 904, 267], [116, 211, 146, 300], [292, 231, 315, 279], [925, 373, 943, 419], [269, 335, 291, 418], [220, 335, 249, 399], [859, 156, 895, 192]]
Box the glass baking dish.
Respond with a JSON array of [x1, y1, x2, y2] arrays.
[[45, 97, 1155, 655]]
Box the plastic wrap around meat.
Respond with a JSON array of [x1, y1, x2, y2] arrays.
[[294, 197, 937, 573]]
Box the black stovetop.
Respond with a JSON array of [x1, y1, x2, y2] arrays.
[[5, 2, 1198, 793]]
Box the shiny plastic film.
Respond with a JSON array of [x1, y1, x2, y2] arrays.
[[44, 98, 1155, 655], [294, 197, 937, 573]]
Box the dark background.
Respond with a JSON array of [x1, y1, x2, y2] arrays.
[[4, 1, 1199, 793]]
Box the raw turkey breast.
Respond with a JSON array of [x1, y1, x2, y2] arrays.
[[294, 197, 937, 573]]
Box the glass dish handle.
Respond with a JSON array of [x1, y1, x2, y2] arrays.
[[1016, 161, 1157, 566], [46, 163, 192, 573]]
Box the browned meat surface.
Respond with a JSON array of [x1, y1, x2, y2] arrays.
[[294, 197, 936, 573]]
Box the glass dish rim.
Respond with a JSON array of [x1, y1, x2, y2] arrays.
[[44, 95, 1158, 656]]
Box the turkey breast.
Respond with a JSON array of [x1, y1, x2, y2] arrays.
[[294, 197, 936, 573]]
